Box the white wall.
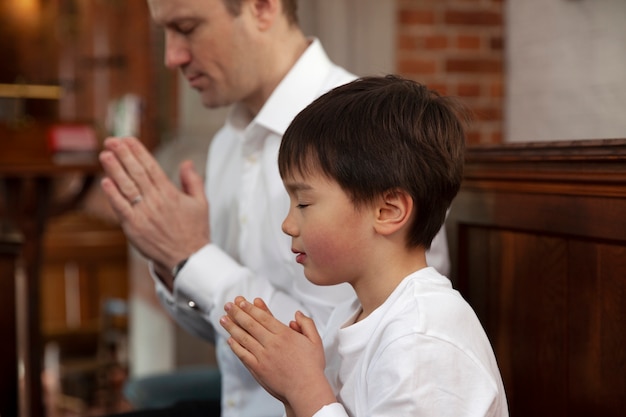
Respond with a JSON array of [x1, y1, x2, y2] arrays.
[[298, 0, 395, 77], [506, 0, 626, 142]]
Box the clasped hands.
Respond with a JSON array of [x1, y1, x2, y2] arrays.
[[99, 136, 210, 287], [221, 296, 336, 417]]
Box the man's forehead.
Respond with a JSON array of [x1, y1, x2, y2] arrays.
[[147, 0, 213, 21]]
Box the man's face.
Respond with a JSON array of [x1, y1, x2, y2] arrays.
[[147, 0, 261, 109]]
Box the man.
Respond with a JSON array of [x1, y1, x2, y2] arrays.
[[99, 0, 451, 416]]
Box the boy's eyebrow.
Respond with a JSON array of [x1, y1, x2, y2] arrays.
[[283, 181, 313, 193]]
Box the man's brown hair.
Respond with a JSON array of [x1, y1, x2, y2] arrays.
[[222, 0, 299, 25]]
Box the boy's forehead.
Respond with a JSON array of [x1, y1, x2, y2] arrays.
[[281, 171, 310, 188], [281, 162, 320, 182], [281, 168, 335, 191]]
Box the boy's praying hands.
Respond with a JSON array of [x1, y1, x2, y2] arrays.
[[221, 297, 335, 417]]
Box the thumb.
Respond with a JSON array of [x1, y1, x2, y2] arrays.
[[179, 160, 205, 197]]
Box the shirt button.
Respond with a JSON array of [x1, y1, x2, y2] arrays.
[[188, 300, 198, 309]]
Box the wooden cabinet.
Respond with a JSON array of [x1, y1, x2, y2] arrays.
[[40, 211, 130, 413], [41, 211, 128, 336]]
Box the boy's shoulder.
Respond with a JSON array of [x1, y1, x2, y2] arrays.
[[377, 269, 489, 348]]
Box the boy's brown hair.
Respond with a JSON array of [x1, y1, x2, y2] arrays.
[[278, 75, 468, 249]]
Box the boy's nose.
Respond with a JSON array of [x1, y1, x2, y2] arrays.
[[281, 213, 297, 237]]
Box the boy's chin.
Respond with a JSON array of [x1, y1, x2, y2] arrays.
[[304, 270, 338, 287]]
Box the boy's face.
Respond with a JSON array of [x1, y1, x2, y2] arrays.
[[281, 169, 374, 287]]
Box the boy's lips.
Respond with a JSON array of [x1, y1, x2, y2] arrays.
[[292, 249, 306, 264]]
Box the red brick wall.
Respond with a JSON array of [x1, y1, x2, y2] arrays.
[[397, 0, 504, 144]]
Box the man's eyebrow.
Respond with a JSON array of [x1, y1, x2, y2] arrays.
[[166, 16, 199, 26]]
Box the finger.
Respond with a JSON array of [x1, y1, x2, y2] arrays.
[[100, 176, 135, 220], [125, 137, 173, 194], [252, 298, 274, 317], [227, 300, 278, 345], [103, 136, 123, 151], [220, 314, 264, 360], [105, 137, 156, 196], [294, 311, 322, 344], [99, 149, 143, 202], [227, 336, 258, 368], [221, 315, 259, 366], [179, 161, 205, 198], [233, 296, 247, 306], [237, 298, 283, 334], [289, 320, 303, 333]]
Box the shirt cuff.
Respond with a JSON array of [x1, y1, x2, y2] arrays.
[[312, 403, 348, 417], [174, 243, 250, 314]]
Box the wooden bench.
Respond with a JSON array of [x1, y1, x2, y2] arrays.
[[447, 139, 626, 417]]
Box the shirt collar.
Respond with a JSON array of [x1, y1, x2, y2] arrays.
[[226, 38, 336, 137]]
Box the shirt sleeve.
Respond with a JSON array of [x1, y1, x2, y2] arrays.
[[147, 244, 231, 343], [152, 243, 355, 342]]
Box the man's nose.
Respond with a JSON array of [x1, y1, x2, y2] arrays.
[[164, 33, 190, 69]]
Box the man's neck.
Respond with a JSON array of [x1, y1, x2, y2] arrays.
[[243, 30, 309, 116]]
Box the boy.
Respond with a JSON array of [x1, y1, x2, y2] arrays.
[[219, 75, 508, 417]]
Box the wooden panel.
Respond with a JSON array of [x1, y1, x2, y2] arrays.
[[39, 262, 68, 329], [447, 139, 626, 417], [41, 211, 128, 336], [567, 242, 626, 416]]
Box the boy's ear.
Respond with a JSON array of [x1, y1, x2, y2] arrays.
[[374, 189, 414, 236], [246, 0, 279, 31]]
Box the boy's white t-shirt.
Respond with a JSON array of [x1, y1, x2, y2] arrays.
[[315, 267, 508, 417]]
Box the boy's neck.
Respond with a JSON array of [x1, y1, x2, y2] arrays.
[[352, 247, 428, 322]]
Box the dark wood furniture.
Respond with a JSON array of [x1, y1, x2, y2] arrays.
[[0, 221, 22, 417], [447, 139, 626, 417], [41, 211, 130, 414], [2, 1, 175, 414], [1, 124, 99, 417]]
